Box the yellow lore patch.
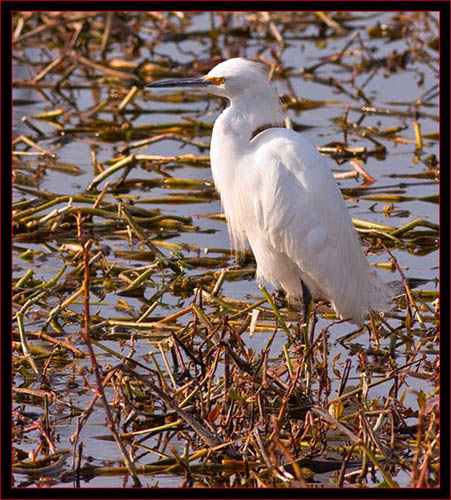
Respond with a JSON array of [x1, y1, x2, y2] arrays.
[[204, 76, 226, 85]]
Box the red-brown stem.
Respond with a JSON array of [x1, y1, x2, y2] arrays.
[[76, 213, 142, 487]]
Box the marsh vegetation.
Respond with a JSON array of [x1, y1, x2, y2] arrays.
[[12, 11, 439, 488]]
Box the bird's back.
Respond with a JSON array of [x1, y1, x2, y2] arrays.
[[248, 128, 390, 324]]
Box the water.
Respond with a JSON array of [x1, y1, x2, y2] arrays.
[[12, 11, 439, 488]]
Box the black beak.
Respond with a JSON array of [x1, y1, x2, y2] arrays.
[[146, 77, 211, 89]]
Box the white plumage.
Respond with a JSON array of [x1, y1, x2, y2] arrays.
[[148, 58, 390, 325]]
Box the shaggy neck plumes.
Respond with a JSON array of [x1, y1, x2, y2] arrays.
[[226, 88, 284, 142], [209, 88, 283, 251]]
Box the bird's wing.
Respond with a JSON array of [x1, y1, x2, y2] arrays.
[[250, 130, 369, 305]]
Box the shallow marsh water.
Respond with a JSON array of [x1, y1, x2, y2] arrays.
[[12, 11, 439, 489]]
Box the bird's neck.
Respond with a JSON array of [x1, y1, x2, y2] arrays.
[[209, 93, 283, 250], [211, 93, 283, 157]]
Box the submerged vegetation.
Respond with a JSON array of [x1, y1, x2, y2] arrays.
[[12, 11, 439, 488]]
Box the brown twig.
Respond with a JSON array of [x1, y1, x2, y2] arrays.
[[75, 212, 142, 487]]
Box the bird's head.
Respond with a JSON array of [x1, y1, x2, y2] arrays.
[[146, 58, 273, 101]]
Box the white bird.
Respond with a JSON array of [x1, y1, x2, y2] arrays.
[[147, 58, 390, 325]]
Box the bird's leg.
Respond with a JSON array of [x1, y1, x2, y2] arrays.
[[274, 288, 287, 308], [300, 280, 312, 326]]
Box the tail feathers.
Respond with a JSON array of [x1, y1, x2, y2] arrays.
[[332, 272, 391, 326]]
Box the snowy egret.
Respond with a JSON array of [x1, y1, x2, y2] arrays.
[[147, 58, 390, 325]]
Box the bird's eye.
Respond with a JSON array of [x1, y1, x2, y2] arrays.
[[204, 76, 226, 85]]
